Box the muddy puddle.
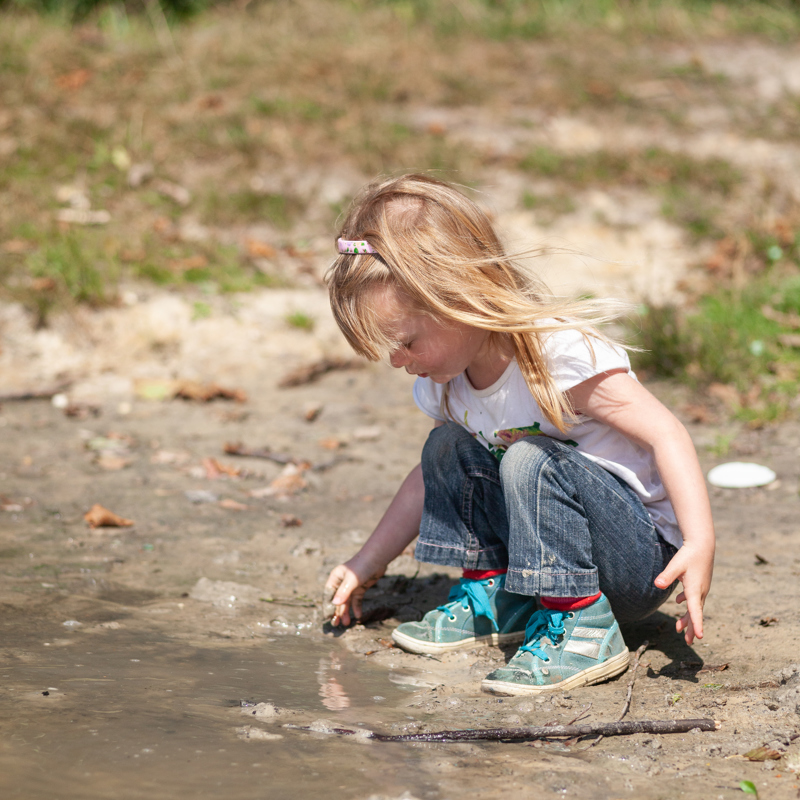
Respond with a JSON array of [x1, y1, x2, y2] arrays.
[[0, 622, 433, 800]]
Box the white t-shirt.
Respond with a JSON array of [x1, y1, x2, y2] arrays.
[[412, 328, 682, 548]]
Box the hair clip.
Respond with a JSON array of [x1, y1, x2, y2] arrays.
[[337, 237, 377, 254]]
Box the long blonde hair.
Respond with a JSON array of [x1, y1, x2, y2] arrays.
[[326, 173, 623, 433]]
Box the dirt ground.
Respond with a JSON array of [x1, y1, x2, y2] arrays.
[[1, 284, 799, 800]]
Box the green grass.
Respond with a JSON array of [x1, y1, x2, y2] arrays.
[[632, 257, 800, 425], [518, 146, 740, 195], [285, 310, 315, 332]]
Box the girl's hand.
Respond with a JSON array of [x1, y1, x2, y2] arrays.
[[654, 542, 714, 645], [325, 558, 386, 627]]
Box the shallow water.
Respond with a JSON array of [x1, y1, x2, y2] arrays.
[[0, 624, 429, 800]]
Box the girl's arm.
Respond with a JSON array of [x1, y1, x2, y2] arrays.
[[325, 461, 426, 627], [566, 370, 715, 645]]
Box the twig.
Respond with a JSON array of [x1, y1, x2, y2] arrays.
[[586, 640, 649, 749], [0, 381, 72, 402], [278, 357, 364, 388], [259, 596, 316, 608], [224, 442, 295, 464], [295, 718, 719, 743]]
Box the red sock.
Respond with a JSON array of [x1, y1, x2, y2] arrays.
[[540, 591, 601, 611], [462, 568, 507, 580]]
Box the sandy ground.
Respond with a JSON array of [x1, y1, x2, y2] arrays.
[[1, 284, 799, 800]]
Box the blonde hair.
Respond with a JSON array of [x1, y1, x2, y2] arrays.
[[326, 173, 624, 433]]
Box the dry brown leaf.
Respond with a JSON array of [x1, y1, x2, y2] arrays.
[[2, 239, 33, 254], [84, 503, 134, 529], [318, 437, 345, 450], [202, 457, 242, 479], [96, 454, 131, 471], [743, 746, 782, 762], [197, 94, 224, 110], [249, 464, 308, 500], [219, 498, 249, 511], [697, 663, 729, 673], [280, 514, 302, 527], [707, 383, 740, 408], [682, 403, 715, 424], [246, 238, 277, 259], [56, 68, 92, 91], [759, 617, 779, 627], [304, 402, 323, 422], [167, 255, 208, 272], [175, 381, 247, 403], [30, 277, 57, 292]]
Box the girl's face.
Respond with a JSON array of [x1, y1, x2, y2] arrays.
[[370, 286, 495, 385]]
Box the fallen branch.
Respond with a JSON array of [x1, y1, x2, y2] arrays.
[[300, 718, 719, 743]]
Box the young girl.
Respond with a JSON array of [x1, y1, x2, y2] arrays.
[[324, 174, 715, 696]]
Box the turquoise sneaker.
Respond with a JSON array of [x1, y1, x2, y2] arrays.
[[391, 574, 538, 655], [481, 594, 629, 695]]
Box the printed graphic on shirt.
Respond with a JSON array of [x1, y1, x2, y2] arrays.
[[464, 412, 578, 461]]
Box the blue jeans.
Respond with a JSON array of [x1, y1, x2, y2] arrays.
[[416, 423, 677, 623]]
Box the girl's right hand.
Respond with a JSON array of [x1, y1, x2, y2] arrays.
[[325, 559, 386, 627]]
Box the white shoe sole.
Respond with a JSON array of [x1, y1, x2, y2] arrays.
[[391, 628, 526, 656], [480, 648, 631, 695]]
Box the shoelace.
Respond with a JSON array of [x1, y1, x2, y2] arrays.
[[436, 577, 499, 632], [519, 609, 566, 661]]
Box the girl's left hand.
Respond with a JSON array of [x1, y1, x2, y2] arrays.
[[654, 542, 714, 645]]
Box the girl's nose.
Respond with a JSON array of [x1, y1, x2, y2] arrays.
[[390, 349, 409, 369]]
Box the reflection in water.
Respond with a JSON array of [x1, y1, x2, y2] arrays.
[[316, 654, 351, 710]]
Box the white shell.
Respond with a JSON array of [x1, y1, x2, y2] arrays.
[[707, 462, 776, 489]]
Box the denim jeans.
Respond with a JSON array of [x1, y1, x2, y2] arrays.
[[416, 423, 678, 623]]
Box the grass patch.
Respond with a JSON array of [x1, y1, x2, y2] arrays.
[[285, 310, 315, 332], [518, 146, 740, 195], [631, 256, 800, 425], [519, 146, 740, 236], [200, 189, 303, 229]]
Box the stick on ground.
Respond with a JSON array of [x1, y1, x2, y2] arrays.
[[304, 718, 720, 743]]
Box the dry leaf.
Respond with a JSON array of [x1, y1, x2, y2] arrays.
[[318, 437, 345, 450], [303, 402, 323, 422], [682, 404, 715, 424], [197, 94, 224, 110], [30, 277, 57, 292], [202, 457, 242, 479], [219, 498, 249, 511], [759, 617, 779, 627], [246, 238, 277, 259], [707, 383, 740, 408], [697, 663, 729, 673], [2, 239, 33, 254], [175, 381, 247, 403], [167, 254, 208, 272], [743, 746, 782, 762], [280, 514, 302, 528], [84, 504, 134, 529], [249, 463, 308, 500], [96, 454, 131, 471], [56, 68, 92, 90]]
